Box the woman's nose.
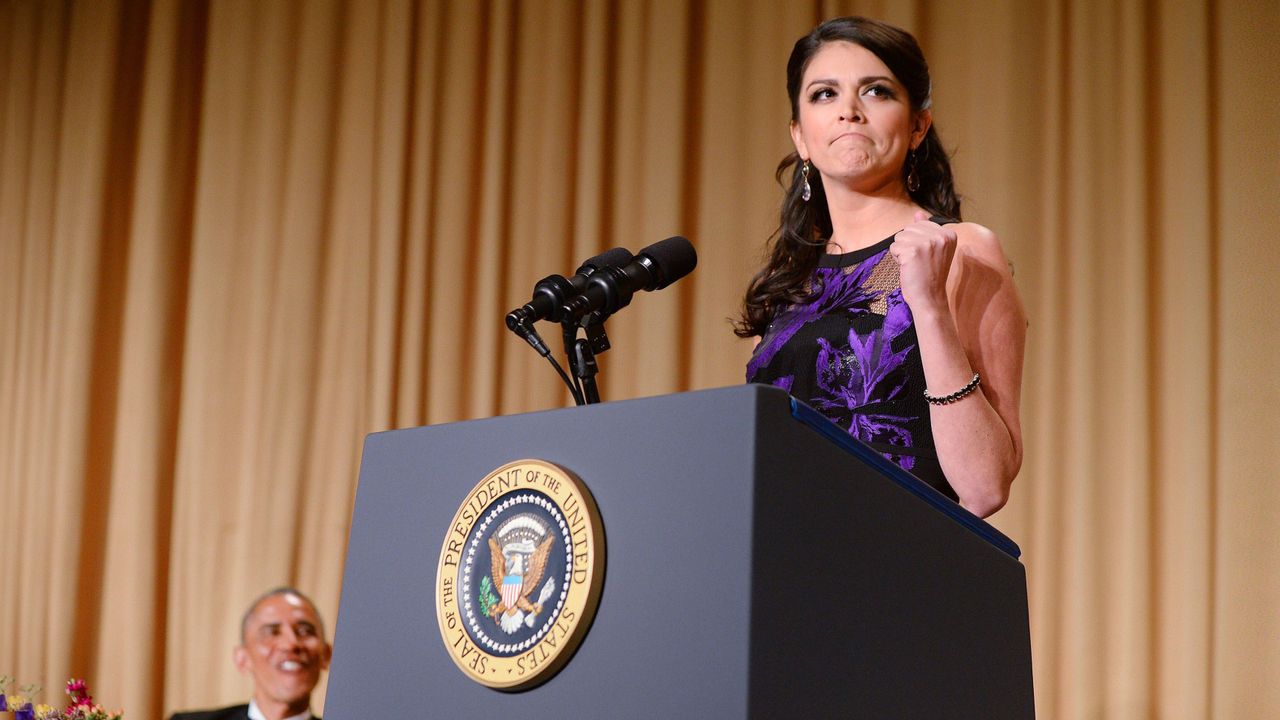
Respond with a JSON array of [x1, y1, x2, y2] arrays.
[[839, 96, 863, 122]]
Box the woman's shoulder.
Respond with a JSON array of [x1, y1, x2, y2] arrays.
[[951, 221, 998, 246], [950, 221, 1011, 267], [923, 214, 1001, 253]]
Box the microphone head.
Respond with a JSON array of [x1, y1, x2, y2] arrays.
[[576, 246, 634, 276], [637, 236, 697, 289]]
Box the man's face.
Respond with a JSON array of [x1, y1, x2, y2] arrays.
[[233, 593, 332, 713]]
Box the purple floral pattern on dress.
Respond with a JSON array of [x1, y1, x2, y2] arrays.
[[747, 246, 920, 469]]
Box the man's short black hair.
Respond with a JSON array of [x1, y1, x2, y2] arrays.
[[239, 586, 326, 644]]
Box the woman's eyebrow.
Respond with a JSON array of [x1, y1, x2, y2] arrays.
[[805, 75, 895, 90]]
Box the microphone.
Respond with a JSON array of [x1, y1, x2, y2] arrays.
[[505, 246, 635, 331], [560, 236, 697, 323]]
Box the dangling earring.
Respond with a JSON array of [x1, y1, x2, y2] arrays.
[[906, 148, 920, 192], [801, 160, 812, 202]]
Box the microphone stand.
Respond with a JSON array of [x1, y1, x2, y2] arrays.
[[561, 321, 585, 405], [562, 312, 612, 405], [513, 319, 584, 406]]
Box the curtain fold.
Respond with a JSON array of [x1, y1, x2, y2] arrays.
[[2, 1, 1277, 718]]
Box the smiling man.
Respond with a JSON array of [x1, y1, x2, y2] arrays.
[[169, 587, 333, 720]]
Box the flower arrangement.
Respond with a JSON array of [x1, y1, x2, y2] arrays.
[[0, 677, 122, 720]]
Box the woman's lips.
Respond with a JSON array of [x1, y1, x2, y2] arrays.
[[832, 131, 868, 144]]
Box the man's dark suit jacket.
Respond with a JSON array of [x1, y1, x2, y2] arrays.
[[167, 706, 249, 720], [167, 705, 320, 720]]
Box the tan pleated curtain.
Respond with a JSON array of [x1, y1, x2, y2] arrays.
[[2, 0, 1277, 717]]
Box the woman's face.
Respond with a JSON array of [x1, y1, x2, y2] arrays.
[[790, 41, 929, 193]]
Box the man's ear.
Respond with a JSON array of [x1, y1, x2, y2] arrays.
[[911, 109, 933, 149], [233, 645, 250, 675], [320, 641, 333, 670], [790, 120, 808, 160]]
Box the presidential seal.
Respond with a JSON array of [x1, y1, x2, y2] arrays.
[[435, 459, 605, 690]]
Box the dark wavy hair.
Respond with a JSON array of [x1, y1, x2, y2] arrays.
[[735, 16, 961, 338]]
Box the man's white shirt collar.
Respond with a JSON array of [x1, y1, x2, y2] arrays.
[[247, 699, 313, 720]]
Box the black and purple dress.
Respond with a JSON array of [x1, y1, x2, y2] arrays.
[[746, 232, 955, 501]]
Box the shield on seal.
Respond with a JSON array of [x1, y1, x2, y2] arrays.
[[500, 574, 523, 610]]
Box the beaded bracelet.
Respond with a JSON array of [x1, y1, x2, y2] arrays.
[[923, 372, 981, 405]]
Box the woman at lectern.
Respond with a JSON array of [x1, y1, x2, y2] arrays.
[[739, 17, 1026, 519]]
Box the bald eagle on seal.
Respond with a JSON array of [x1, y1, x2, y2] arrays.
[[488, 534, 555, 622]]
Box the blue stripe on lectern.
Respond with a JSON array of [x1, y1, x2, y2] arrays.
[[789, 397, 1023, 560]]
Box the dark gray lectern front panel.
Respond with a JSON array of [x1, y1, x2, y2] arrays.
[[325, 385, 1033, 718]]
